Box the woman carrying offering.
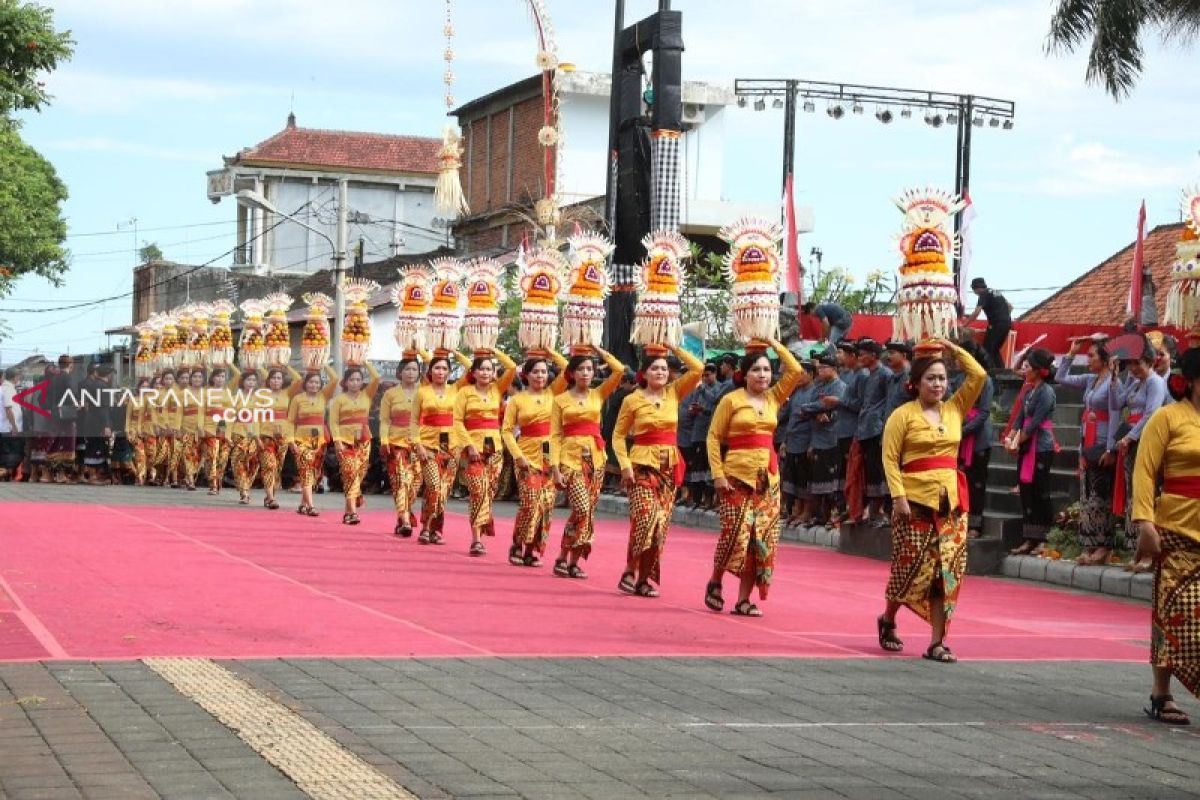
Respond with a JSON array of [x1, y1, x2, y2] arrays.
[[228, 369, 262, 505], [287, 365, 338, 517], [329, 362, 382, 525], [379, 356, 423, 537], [178, 368, 206, 490], [126, 378, 150, 486], [704, 339, 804, 617], [258, 366, 302, 510], [502, 351, 569, 567], [454, 350, 518, 555], [200, 366, 239, 495], [550, 348, 626, 578], [613, 344, 704, 597], [1131, 346, 1200, 725], [877, 339, 986, 663], [155, 370, 183, 488]]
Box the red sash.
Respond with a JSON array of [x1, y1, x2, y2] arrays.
[[465, 418, 500, 431], [634, 430, 685, 487], [726, 434, 778, 475], [903, 455, 970, 513], [389, 411, 411, 428], [1112, 414, 1144, 515], [295, 413, 330, 442], [1163, 475, 1200, 499], [563, 421, 604, 453], [521, 421, 551, 438], [420, 412, 453, 428], [1081, 409, 1109, 449], [182, 407, 199, 416]]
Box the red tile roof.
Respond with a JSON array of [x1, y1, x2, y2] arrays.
[[228, 115, 439, 176], [1020, 222, 1185, 325]]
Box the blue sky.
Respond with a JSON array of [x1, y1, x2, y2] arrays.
[[3, 0, 1199, 361]]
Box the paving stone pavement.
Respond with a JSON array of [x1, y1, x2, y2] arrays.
[[3, 657, 1200, 799]]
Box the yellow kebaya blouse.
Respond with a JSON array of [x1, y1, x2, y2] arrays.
[[124, 394, 141, 438], [550, 351, 626, 473], [412, 352, 473, 450], [706, 346, 804, 489], [379, 384, 420, 446], [258, 366, 305, 440], [328, 363, 381, 445], [501, 352, 569, 468], [200, 367, 242, 438], [613, 348, 704, 473], [179, 384, 205, 435], [287, 370, 339, 444], [136, 394, 155, 436], [154, 386, 182, 434], [1132, 401, 1200, 541], [454, 350, 518, 452], [881, 343, 986, 510]]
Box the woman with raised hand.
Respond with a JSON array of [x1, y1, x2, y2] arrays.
[[454, 350, 519, 556], [329, 362, 382, 525], [1131, 346, 1200, 726], [258, 365, 303, 510], [155, 370, 183, 488], [228, 369, 262, 505], [550, 348, 626, 578], [502, 351, 569, 567], [877, 339, 986, 663], [125, 378, 150, 487], [199, 366, 240, 495], [287, 365, 338, 517], [379, 357, 423, 537], [412, 350, 472, 544], [1007, 349, 1059, 556], [704, 339, 804, 617], [178, 368, 206, 490], [613, 344, 704, 597]]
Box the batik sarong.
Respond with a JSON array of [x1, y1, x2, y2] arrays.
[[1152, 530, 1200, 698], [1078, 459, 1116, 549], [130, 435, 147, 483], [385, 446, 419, 518], [560, 454, 603, 559], [230, 434, 260, 494], [714, 475, 781, 599], [337, 440, 372, 505], [293, 439, 326, 490], [202, 436, 231, 488], [626, 464, 676, 584], [258, 435, 286, 493], [178, 433, 202, 487], [419, 448, 457, 533], [512, 465, 556, 554], [886, 503, 968, 626], [464, 450, 504, 534], [165, 436, 183, 485]]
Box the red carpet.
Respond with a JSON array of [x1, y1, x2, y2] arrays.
[[0, 502, 1149, 662]]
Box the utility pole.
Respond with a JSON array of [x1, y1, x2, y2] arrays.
[[332, 178, 349, 376]]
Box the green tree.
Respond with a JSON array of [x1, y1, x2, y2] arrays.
[[139, 241, 164, 263], [0, 0, 74, 115], [0, 123, 69, 297], [1046, 0, 1200, 99], [807, 267, 896, 315], [679, 244, 738, 350]]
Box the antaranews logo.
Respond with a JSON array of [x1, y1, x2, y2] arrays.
[[11, 384, 277, 423], [13, 379, 51, 418]]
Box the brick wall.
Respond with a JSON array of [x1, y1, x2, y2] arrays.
[[463, 95, 555, 216]]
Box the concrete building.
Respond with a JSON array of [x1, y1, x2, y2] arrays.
[[207, 114, 445, 274]]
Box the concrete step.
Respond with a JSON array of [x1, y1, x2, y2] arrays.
[[988, 447, 1081, 472], [982, 511, 1024, 546], [837, 522, 1008, 576], [987, 462, 1080, 496], [983, 486, 1073, 517]]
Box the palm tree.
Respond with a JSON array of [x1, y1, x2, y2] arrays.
[[1046, 0, 1200, 99]]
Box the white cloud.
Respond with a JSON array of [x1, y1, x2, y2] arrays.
[[41, 137, 213, 163], [45, 72, 270, 114], [1034, 137, 1190, 196]]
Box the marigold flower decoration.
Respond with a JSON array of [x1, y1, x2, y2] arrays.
[[562, 231, 613, 355], [209, 300, 237, 368], [462, 258, 506, 356], [892, 187, 966, 342], [300, 292, 333, 372], [261, 293, 294, 368], [341, 278, 380, 367], [391, 265, 435, 358], [426, 258, 466, 356], [188, 302, 213, 367], [719, 217, 783, 348], [631, 229, 690, 355], [518, 246, 568, 355]]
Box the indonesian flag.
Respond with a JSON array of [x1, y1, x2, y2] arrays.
[[958, 190, 977, 307], [782, 174, 802, 298], [1128, 200, 1146, 315]]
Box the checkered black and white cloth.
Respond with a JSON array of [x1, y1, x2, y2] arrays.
[[650, 131, 682, 233]]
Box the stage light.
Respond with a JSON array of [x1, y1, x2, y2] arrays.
[[924, 110, 943, 128], [851, 101, 864, 115], [988, 117, 1000, 128], [972, 116, 984, 127], [737, 96, 747, 108], [1002, 119, 1014, 130], [900, 107, 912, 119], [773, 98, 784, 109], [875, 108, 893, 124], [753, 98, 766, 111], [827, 104, 845, 119], [946, 112, 958, 125], [803, 99, 815, 113]]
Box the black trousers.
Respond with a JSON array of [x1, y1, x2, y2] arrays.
[[983, 323, 1011, 371], [963, 447, 990, 530]]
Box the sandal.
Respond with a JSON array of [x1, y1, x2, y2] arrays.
[[509, 545, 524, 567], [297, 504, 308, 515], [239, 493, 250, 505], [429, 531, 445, 545], [877, 615, 904, 652], [304, 506, 320, 517], [922, 642, 957, 663], [553, 559, 570, 577], [567, 564, 588, 580], [731, 600, 762, 617], [397, 522, 412, 538], [523, 554, 542, 568], [418, 530, 431, 545], [343, 512, 360, 526], [617, 572, 637, 594], [469, 541, 486, 557], [1144, 694, 1191, 726], [704, 581, 724, 612], [634, 581, 659, 598]]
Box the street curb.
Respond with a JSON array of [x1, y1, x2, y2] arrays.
[[595, 493, 1147, 603]]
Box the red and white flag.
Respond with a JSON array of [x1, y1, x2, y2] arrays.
[[782, 174, 802, 298], [1128, 200, 1147, 316], [958, 190, 977, 307]]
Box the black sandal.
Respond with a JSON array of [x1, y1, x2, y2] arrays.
[[553, 559, 570, 577], [418, 530, 431, 545], [634, 581, 659, 598], [731, 600, 762, 617], [877, 615, 904, 652], [704, 581, 724, 612], [523, 554, 542, 568], [922, 642, 957, 663], [617, 572, 636, 594], [343, 512, 360, 526], [429, 531, 444, 545], [509, 545, 524, 566], [469, 541, 486, 557], [397, 522, 412, 538], [567, 564, 588, 579], [266, 498, 280, 510], [1145, 694, 1191, 725]]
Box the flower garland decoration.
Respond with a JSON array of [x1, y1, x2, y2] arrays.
[[518, 246, 568, 355], [391, 265, 435, 357], [262, 292, 294, 368], [426, 258, 466, 355], [720, 217, 784, 346], [341, 278, 380, 367], [463, 257, 506, 356], [893, 187, 966, 341], [631, 229, 690, 354], [236, 299, 266, 371], [561, 231, 613, 354], [300, 293, 333, 372]]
